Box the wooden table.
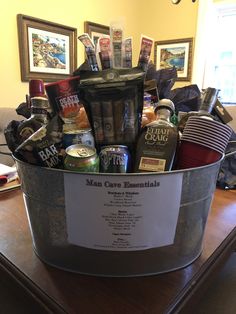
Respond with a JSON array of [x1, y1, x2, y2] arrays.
[[0, 188, 236, 314]]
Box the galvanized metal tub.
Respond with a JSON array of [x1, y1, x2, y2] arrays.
[[14, 155, 222, 277]]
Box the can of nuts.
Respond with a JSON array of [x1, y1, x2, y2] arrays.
[[99, 145, 131, 173], [64, 144, 99, 172], [63, 128, 95, 149]]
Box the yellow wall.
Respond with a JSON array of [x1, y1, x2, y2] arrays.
[[1, 0, 198, 108]]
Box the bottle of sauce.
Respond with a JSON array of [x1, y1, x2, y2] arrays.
[[134, 99, 178, 172]]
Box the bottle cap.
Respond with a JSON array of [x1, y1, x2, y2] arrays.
[[29, 79, 45, 98], [155, 99, 175, 115]]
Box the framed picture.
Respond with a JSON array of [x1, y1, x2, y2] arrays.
[[17, 14, 77, 82], [84, 21, 109, 48], [154, 38, 193, 81]]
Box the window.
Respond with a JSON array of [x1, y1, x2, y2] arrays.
[[202, 4, 236, 104]]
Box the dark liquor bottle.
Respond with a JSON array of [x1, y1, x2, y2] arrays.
[[178, 87, 219, 133], [134, 99, 178, 172], [17, 79, 50, 144], [17, 96, 49, 144]]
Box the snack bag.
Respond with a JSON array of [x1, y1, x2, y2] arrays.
[[15, 115, 64, 168]]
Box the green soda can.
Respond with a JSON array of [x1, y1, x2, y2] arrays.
[[64, 144, 99, 172]]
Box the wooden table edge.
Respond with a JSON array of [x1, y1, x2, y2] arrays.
[[0, 253, 67, 314], [166, 226, 236, 313]]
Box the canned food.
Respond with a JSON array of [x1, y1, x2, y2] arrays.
[[63, 128, 95, 149], [99, 145, 130, 173], [64, 144, 99, 172]]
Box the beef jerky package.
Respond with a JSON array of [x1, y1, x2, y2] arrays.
[[78, 67, 145, 151], [15, 115, 64, 168]]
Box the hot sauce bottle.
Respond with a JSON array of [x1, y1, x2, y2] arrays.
[[134, 99, 178, 172]]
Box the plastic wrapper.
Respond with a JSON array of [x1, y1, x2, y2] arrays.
[[15, 115, 64, 168], [123, 37, 132, 68], [98, 37, 112, 70], [141, 106, 156, 127], [4, 120, 22, 152], [110, 21, 123, 69], [146, 62, 177, 99], [217, 131, 236, 190], [137, 35, 153, 72], [168, 84, 201, 113], [146, 63, 201, 114], [16, 101, 31, 119], [78, 67, 145, 151], [78, 34, 99, 71]]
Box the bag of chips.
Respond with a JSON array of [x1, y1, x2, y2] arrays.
[[15, 115, 64, 168]]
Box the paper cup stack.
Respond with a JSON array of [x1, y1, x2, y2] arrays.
[[176, 115, 232, 169]]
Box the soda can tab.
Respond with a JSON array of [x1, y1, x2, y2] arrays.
[[99, 145, 131, 173]]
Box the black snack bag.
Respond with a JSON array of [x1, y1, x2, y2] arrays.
[[217, 131, 236, 190], [78, 67, 145, 151], [146, 62, 177, 99], [15, 115, 64, 168], [169, 84, 201, 113], [16, 101, 31, 119]]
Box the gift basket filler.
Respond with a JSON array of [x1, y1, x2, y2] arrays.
[[4, 27, 234, 277]]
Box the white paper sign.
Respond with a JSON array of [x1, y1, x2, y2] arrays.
[[64, 173, 183, 251]]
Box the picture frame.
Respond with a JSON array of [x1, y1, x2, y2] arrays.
[[154, 38, 193, 81], [17, 14, 77, 82], [84, 21, 109, 48]]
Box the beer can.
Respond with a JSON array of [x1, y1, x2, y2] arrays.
[[64, 144, 99, 172], [99, 145, 130, 173], [63, 128, 95, 149]]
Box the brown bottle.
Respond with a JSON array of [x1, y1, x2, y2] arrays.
[[17, 96, 49, 144], [134, 99, 178, 172], [17, 80, 49, 144], [178, 87, 219, 133]]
